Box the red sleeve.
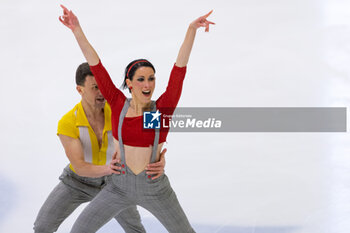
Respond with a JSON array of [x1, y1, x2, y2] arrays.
[[89, 60, 125, 105], [156, 64, 187, 109]]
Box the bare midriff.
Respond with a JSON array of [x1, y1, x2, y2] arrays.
[[114, 138, 164, 175]]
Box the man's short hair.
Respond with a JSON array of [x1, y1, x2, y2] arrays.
[[76, 62, 93, 86]]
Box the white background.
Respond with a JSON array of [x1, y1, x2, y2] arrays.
[[1, 0, 350, 232]]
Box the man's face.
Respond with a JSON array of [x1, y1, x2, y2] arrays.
[[78, 75, 105, 109]]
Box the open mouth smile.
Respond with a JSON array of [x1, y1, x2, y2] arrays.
[[142, 90, 151, 97]]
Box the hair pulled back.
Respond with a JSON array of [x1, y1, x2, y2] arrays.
[[122, 59, 156, 92]]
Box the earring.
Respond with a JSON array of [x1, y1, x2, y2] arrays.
[[129, 86, 132, 90]]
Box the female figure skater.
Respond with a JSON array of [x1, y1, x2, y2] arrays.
[[59, 5, 214, 233]]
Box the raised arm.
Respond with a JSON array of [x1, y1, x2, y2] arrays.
[[59, 5, 99, 66], [59, 5, 125, 104], [175, 10, 215, 67], [157, 11, 215, 108]]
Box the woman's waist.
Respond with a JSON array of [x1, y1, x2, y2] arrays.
[[124, 148, 160, 175], [114, 138, 164, 154]]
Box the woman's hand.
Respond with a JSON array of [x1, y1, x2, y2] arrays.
[[58, 4, 100, 65], [146, 148, 167, 180], [190, 10, 215, 32], [176, 10, 215, 66], [59, 5, 80, 31]]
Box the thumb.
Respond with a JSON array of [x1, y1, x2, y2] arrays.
[[112, 151, 118, 159], [160, 148, 167, 158]]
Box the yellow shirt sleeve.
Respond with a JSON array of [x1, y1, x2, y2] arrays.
[[57, 111, 79, 139]]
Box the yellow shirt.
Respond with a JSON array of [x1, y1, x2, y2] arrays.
[[57, 102, 114, 172]]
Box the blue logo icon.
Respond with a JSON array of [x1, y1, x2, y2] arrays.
[[143, 110, 161, 129]]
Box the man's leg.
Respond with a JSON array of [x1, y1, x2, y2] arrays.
[[33, 181, 90, 233], [34, 174, 145, 233]]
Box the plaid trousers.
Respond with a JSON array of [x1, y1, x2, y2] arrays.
[[33, 166, 146, 233]]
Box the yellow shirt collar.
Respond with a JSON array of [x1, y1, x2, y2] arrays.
[[75, 101, 112, 132]]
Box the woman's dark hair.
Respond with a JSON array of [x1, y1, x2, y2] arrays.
[[76, 62, 93, 86], [122, 59, 156, 93]]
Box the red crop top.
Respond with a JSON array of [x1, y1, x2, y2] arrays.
[[90, 60, 186, 147]]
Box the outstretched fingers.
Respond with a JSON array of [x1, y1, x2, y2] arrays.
[[200, 10, 215, 32], [60, 4, 69, 15], [204, 21, 215, 32], [58, 16, 64, 23], [59, 5, 69, 26], [58, 16, 68, 27], [207, 20, 215, 25], [203, 10, 213, 19]]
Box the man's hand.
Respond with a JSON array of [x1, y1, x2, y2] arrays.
[[107, 151, 121, 175], [146, 148, 167, 180], [107, 157, 122, 175]]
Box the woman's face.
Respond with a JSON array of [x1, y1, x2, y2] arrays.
[[128, 66, 155, 104]]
